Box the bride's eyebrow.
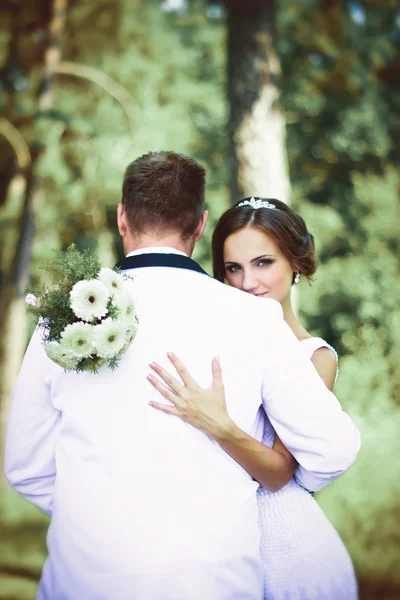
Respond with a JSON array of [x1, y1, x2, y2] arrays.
[[224, 254, 275, 266], [250, 254, 275, 263]]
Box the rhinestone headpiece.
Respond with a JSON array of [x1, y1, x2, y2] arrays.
[[237, 197, 276, 210]]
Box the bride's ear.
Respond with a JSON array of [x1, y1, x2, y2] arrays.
[[194, 210, 208, 242]]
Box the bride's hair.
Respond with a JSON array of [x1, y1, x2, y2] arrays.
[[212, 197, 317, 284]]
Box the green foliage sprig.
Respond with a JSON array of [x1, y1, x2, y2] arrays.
[[28, 245, 101, 341]]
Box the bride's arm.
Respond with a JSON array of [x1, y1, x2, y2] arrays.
[[310, 348, 337, 392], [215, 421, 297, 492], [147, 353, 297, 492]]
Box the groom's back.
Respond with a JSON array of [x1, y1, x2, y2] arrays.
[[114, 265, 278, 505], [105, 265, 275, 486], [47, 265, 270, 599]]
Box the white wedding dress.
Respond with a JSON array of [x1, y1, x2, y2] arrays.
[[258, 337, 358, 600]]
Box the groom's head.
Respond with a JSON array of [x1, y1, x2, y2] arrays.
[[117, 151, 208, 255]]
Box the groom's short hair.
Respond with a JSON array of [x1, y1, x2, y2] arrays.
[[122, 152, 206, 239]]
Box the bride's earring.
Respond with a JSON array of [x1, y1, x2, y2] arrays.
[[294, 272, 300, 284]]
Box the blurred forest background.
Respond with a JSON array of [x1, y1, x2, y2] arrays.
[[0, 0, 399, 598]]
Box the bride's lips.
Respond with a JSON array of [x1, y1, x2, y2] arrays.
[[255, 292, 269, 297]]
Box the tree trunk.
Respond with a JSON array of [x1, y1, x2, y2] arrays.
[[0, 0, 67, 483], [226, 0, 290, 204]]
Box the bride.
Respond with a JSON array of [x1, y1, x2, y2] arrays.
[[147, 197, 358, 600]]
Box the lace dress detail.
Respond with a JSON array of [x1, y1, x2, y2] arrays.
[[257, 338, 357, 599], [299, 336, 338, 362]]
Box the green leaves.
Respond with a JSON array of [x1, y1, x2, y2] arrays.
[[27, 244, 101, 341], [42, 245, 100, 287]]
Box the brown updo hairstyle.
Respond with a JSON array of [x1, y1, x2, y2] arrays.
[[212, 197, 317, 284]]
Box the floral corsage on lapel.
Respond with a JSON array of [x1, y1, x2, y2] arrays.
[[27, 245, 138, 373]]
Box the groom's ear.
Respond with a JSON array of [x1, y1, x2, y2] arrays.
[[194, 210, 208, 242], [117, 203, 128, 238]]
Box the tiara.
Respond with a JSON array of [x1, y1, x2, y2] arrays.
[[237, 198, 276, 210]]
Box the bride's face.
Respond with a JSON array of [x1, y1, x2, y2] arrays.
[[223, 225, 295, 304]]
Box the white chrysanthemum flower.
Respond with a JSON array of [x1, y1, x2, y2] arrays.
[[123, 321, 137, 345], [98, 268, 125, 298], [118, 292, 136, 322], [122, 323, 137, 352], [70, 279, 110, 322], [119, 339, 133, 356], [116, 320, 137, 356], [60, 322, 94, 359], [44, 341, 79, 370], [93, 318, 127, 359]]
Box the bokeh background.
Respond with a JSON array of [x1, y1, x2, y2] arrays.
[[0, 0, 399, 598]]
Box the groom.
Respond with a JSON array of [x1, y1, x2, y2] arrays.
[[5, 151, 360, 600]]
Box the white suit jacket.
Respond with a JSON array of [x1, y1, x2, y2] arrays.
[[5, 247, 360, 600]]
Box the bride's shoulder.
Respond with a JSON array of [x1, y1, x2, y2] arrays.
[[300, 337, 338, 389], [300, 336, 338, 361]]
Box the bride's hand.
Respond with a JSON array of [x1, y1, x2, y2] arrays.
[[147, 352, 235, 441]]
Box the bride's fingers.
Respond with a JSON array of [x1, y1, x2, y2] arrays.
[[149, 362, 183, 395], [147, 374, 180, 405], [211, 357, 224, 390], [167, 352, 198, 389], [148, 398, 181, 417]]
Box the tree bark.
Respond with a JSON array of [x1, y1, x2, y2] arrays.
[[226, 0, 290, 204], [0, 0, 67, 483]]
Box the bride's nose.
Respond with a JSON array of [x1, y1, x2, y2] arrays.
[[241, 268, 259, 293]]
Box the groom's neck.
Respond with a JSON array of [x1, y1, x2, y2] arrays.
[[123, 233, 194, 258]]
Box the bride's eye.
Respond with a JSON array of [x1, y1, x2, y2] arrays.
[[257, 259, 274, 267], [225, 264, 240, 273]]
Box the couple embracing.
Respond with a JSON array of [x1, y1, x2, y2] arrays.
[[5, 151, 360, 599]]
